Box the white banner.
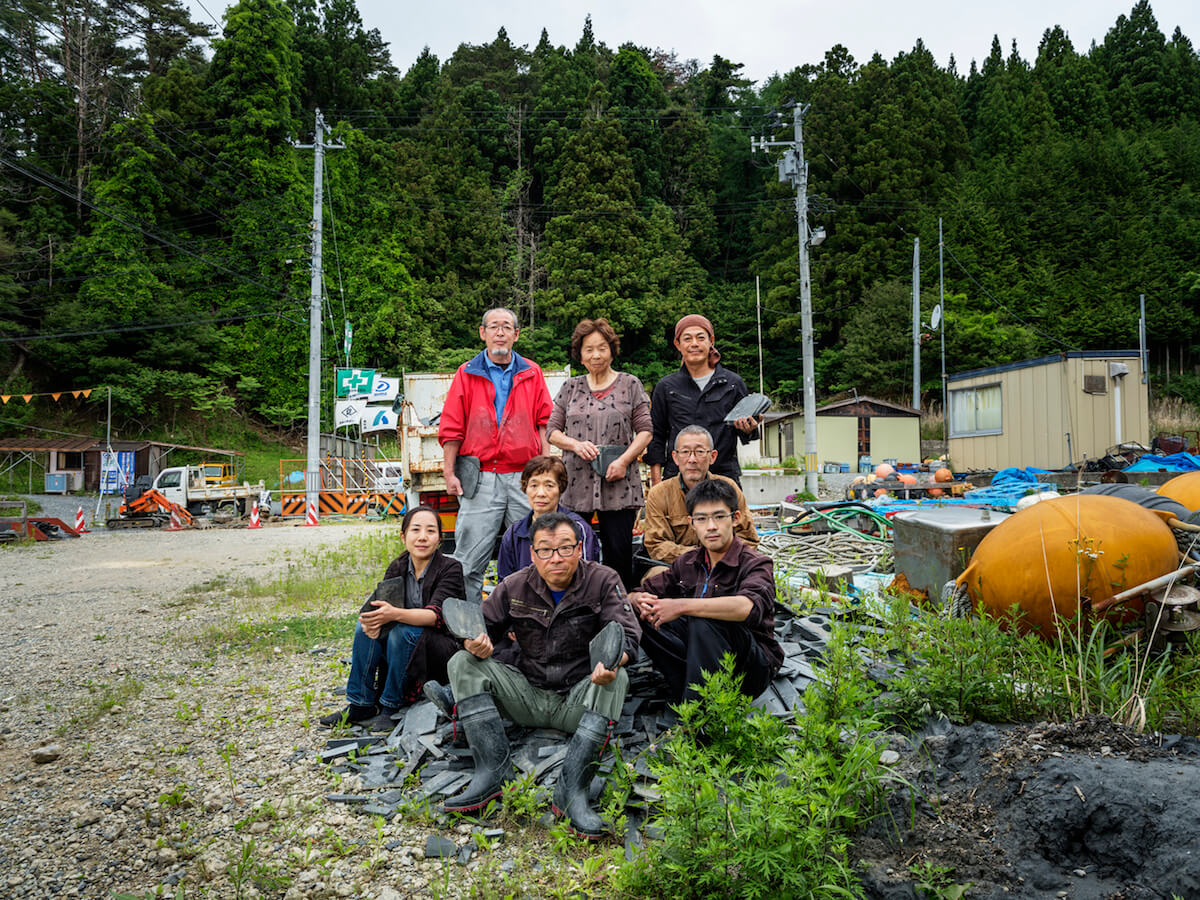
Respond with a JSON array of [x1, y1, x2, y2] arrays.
[[360, 406, 398, 434], [367, 375, 400, 402], [335, 399, 366, 430]]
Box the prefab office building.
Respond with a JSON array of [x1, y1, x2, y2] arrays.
[[946, 350, 1148, 471]]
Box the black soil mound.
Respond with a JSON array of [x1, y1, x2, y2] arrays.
[[855, 716, 1200, 899]]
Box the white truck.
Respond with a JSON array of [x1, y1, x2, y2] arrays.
[[154, 466, 267, 516]]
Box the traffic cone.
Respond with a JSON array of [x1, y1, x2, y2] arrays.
[[247, 500, 262, 529], [74, 506, 89, 534], [304, 499, 319, 527], [166, 506, 184, 531]]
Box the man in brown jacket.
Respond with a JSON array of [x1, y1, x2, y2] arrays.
[[641, 425, 757, 579], [443, 512, 640, 838], [629, 478, 783, 703]]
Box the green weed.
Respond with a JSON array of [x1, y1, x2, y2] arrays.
[[616, 651, 888, 898], [57, 676, 144, 735], [883, 601, 1200, 735]]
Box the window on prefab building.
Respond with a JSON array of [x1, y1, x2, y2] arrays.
[[59, 451, 83, 470], [949, 384, 1002, 437]]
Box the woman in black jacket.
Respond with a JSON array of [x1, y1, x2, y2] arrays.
[[319, 506, 465, 731]]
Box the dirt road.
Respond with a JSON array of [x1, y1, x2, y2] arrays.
[[0, 521, 461, 899]]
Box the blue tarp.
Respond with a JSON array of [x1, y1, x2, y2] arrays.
[[993, 466, 1057, 483], [1124, 452, 1200, 473], [872, 479, 1057, 515]]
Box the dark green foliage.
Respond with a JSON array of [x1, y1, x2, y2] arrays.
[[3, 1, 1200, 434]]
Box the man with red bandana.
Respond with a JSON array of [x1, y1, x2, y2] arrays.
[[645, 314, 762, 486]]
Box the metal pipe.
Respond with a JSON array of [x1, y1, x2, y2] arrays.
[[1091, 564, 1197, 614]]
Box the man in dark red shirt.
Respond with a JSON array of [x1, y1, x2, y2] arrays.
[[628, 478, 783, 702], [439, 307, 553, 602]]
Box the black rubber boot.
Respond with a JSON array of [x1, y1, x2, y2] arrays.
[[318, 703, 375, 728], [443, 693, 512, 814], [552, 710, 611, 839], [423, 680, 455, 719]]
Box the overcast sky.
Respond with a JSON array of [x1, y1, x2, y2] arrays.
[[187, 0, 1199, 84]]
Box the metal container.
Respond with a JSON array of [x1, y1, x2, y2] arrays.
[[892, 506, 1010, 599]]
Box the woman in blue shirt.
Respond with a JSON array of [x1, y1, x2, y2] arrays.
[[496, 456, 600, 581]]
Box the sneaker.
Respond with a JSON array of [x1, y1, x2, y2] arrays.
[[318, 704, 375, 728]]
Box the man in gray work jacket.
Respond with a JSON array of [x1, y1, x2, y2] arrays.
[[443, 511, 640, 838]]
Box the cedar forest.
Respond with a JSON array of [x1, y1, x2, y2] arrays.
[[1, 0, 1198, 435]]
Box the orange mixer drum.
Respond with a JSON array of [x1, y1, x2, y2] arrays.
[[955, 494, 1179, 637], [1158, 472, 1200, 512]]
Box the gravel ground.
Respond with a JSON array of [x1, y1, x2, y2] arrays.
[[0, 519, 500, 899], [6, 505, 1196, 899]]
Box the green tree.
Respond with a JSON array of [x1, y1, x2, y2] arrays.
[[536, 110, 703, 365]]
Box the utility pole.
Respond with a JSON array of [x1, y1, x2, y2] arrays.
[[296, 109, 343, 521], [752, 103, 819, 497], [755, 275, 764, 394], [1139, 294, 1147, 385], [938, 219, 946, 427], [912, 238, 920, 411]]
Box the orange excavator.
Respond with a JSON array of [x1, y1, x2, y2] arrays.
[[107, 477, 194, 529]]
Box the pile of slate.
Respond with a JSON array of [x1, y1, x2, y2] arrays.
[[314, 602, 910, 856]]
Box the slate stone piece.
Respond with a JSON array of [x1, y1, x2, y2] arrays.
[[589, 619, 624, 671], [418, 770, 460, 797], [318, 738, 381, 763], [362, 801, 397, 818], [442, 598, 487, 641], [424, 835, 457, 858], [402, 700, 439, 740], [532, 748, 567, 781]]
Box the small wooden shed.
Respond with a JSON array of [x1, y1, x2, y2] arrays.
[[761, 396, 921, 470], [946, 350, 1148, 470]]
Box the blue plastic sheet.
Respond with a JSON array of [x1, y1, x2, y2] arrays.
[[872, 480, 1056, 515], [1124, 452, 1200, 473]]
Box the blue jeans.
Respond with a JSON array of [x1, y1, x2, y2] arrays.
[[345, 623, 424, 709]]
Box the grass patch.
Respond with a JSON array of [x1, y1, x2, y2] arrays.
[[203, 611, 358, 653], [0, 495, 41, 516], [199, 531, 401, 653], [167, 575, 234, 610], [1151, 395, 1200, 444], [242, 530, 402, 611], [58, 676, 144, 735], [867, 592, 1200, 735], [920, 407, 945, 442]]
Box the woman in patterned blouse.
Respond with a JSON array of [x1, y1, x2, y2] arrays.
[[547, 318, 652, 588]]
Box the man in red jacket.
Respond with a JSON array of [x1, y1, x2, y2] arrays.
[[440, 307, 553, 602]]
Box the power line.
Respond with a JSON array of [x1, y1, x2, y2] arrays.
[[0, 310, 287, 344], [941, 242, 1076, 350], [0, 152, 306, 308]]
